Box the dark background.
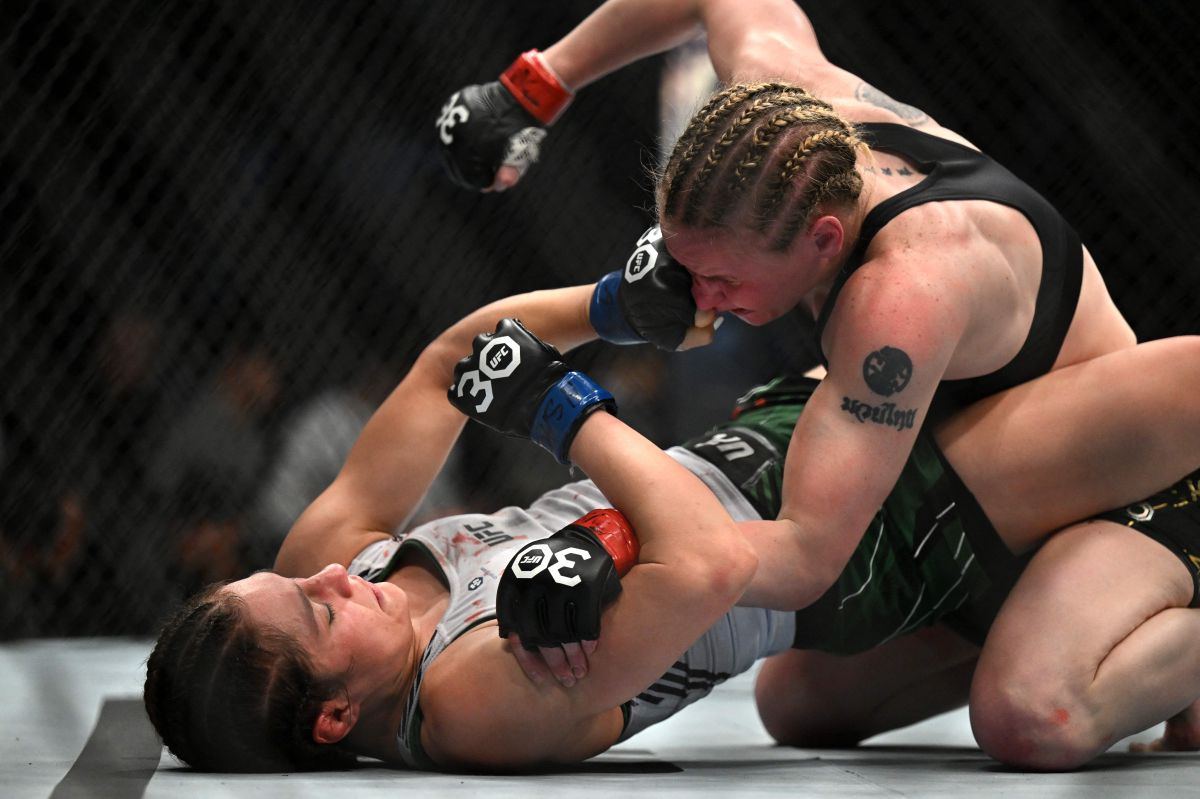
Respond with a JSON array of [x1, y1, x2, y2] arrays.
[[2, 0, 1196, 637]]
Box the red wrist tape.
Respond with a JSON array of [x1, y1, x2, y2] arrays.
[[576, 508, 640, 576], [499, 50, 574, 126]]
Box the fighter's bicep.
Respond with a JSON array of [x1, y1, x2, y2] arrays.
[[829, 341, 926, 434], [820, 264, 966, 423]]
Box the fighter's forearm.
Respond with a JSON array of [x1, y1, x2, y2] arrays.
[[542, 0, 825, 89], [542, 0, 707, 90], [424, 285, 596, 387]]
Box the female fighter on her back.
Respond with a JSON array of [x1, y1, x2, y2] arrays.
[[145, 276, 1200, 771]]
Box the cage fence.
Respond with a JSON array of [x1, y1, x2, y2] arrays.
[[1, 0, 1196, 637]]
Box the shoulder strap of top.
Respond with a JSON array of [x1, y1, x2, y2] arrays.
[[813, 123, 943, 348], [812, 123, 1035, 350]]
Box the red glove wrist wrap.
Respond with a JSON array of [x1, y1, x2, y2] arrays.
[[499, 49, 574, 126], [576, 508, 640, 576]]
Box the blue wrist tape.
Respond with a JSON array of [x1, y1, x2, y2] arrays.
[[531, 371, 617, 464], [589, 271, 643, 345]]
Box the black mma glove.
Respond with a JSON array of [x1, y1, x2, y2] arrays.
[[497, 508, 640, 648], [436, 50, 574, 190], [589, 225, 699, 351], [448, 318, 616, 464]]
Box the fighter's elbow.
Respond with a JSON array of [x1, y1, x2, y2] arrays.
[[690, 533, 759, 605]]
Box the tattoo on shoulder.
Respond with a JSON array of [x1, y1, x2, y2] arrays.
[[855, 83, 929, 124], [863, 165, 915, 176], [838, 346, 919, 431], [863, 346, 912, 396]]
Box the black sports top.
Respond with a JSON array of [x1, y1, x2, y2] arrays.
[[813, 122, 1084, 411]]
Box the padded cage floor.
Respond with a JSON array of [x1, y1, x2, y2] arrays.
[[5, 638, 1197, 798]]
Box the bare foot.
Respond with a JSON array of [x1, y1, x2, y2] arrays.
[[1130, 699, 1200, 752]]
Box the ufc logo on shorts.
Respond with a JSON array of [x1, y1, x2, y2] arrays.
[[455, 335, 522, 413], [693, 431, 754, 461], [510, 543, 592, 587], [437, 92, 469, 145]]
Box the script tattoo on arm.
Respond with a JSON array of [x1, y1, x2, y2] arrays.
[[840, 346, 918, 430], [855, 83, 929, 125]]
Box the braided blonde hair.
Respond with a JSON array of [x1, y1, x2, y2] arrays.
[[658, 82, 865, 251]]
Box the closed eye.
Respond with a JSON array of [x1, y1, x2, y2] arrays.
[[696, 273, 739, 288], [324, 603, 336, 625]]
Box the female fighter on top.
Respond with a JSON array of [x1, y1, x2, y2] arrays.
[[436, 0, 1199, 768]]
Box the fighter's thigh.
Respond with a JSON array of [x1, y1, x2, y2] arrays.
[[756, 624, 978, 746], [973, 519, 1193, 701], [936, 337, 1200, 552]]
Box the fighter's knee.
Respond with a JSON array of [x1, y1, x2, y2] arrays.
[[754, 671, 866, 748], [969, 677, 1105, 770], [757, 701, 866, 747]]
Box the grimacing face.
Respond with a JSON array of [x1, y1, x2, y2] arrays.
[[662, 224, 818, 326]]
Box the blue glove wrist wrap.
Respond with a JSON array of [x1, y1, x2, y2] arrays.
[[531, 371, 617, 464], [589, 271, 644, 345]]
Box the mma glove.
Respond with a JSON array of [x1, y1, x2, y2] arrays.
[[589, 225, 699, 351], [436, 50, 574, 190], [497, 508, 640, 648], [448, 317, 616, 465]]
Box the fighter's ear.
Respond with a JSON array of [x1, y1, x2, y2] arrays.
[[312, 692, 359, 744], [808, 215, 845, 259]]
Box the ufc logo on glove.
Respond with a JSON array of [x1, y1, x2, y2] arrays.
[[510, 543, 593, 587], [455, 335, 521, 413]]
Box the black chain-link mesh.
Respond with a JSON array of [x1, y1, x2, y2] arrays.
[[2, 0, 1197, 637]]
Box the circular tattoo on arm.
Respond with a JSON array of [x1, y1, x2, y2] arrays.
[[855, 83, 929, 124], [863, 346, 913, 396]]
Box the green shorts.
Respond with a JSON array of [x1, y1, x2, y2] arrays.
[[684, 376, 1026, 655]]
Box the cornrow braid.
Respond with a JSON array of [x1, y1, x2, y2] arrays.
[[144, 584, 355, 772], [658, 81, 864, 252], [771, 168, 865, 252], [768, 129, 849, 208], [709, 105, 830, 227], [758, 124, 864, 250], [144, 588, 227, 763], [684, 91, 805, 225], [662, 83, 759, 219], [662, 82, 806, 219]]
